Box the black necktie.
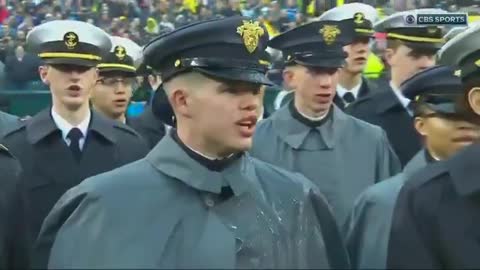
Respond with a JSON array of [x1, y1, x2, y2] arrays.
[[67, 128, 83, 161], [343, 92, 355, 104]]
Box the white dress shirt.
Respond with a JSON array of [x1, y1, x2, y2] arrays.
[[390, 81, 412, 115], [297, 107, 329, 121], [336, 81, 362, 101], [51, 108, 91, 151], [274, 90, 294, 110]]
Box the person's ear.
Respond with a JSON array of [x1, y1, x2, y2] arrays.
[[282, 68, 297, 90], [170, 88, 191, 118], [38, 65, 50, 85], [467, 87, 480, 116], [384, 48, 396, 67], [414, 116, 428, 137]]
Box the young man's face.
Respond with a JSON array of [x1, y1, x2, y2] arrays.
[[343, 36, 371, 75], [284, 65, 339, 115], [386, 44, 436, 86], [173, 74, 261, 155], [415, 107, 480, 159], [40, 64, 98, 110], [91, 73, 135, 121]]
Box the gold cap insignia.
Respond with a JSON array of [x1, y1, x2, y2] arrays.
[[454, 69, 461, 77], [114, 45, 127, 60], [174, 59, 181, 67], [353, 12, 365, 24], [320, 25, 341, 45], [237, 20, 265, 53], [475, 59, 480, 67], [64, 32, 78, 49], [415, 95, 420, 101]]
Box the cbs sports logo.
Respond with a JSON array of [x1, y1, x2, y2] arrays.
[[404, 13, 467, 25]]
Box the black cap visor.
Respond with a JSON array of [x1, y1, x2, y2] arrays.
[[98, 67, 137, 76], [43, 57, 99, 67], [195, 67, 273, 86], [418, 94, 463, 115], [98, 69, 137, 77], [162, 57, 272, 85], [285, 50, 347, 68], [425, 102, 457, 114], [293, 57, 345, 68]]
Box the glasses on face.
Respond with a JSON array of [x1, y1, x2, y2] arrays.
[[97, 77, 138, 88]]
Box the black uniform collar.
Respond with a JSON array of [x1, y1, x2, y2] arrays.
[[146, 130, 252, 196], [358, 77, 373, 98], [170, 129, 242, 172], [26, 108, 117, 144], [375, 85, 406, 114], [424, 150, 438, 164], [448, 143, 480, 196], [288, 100, 333, 128]]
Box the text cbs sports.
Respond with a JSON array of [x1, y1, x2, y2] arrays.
[[404, 13, 468, 25]]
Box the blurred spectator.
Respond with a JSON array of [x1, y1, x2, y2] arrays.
[[5, 0, 470, 97], [158, 14, 174, 31], [17, 14, 33, 32], [215, 0, 242, 16], [0, 4, 9, 24], [4, 45, 41, 88], [241, 0, 261, 17], [15, 30, 25, 47], [267, 1, 290, 32]]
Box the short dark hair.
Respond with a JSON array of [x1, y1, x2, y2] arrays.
[[386, 39, 403, 50]]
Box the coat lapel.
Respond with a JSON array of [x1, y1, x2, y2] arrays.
[[333, 94, 346, 110], [145, 133, 253, 196], [78, 112, 117, 180], [448, 144, 480, 196], [403, 149, 429, 176], [375, 87, 403, 115], [314, 105, 348, 150], [145, 134, 273, 268], [334, 77, 372, 110], [374, 88, 420, 165], [272, 103, 347, 151], [26, 109, 79, 187], [271, 104, 319, 150]]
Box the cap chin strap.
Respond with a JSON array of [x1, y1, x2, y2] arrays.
[[39, 52, 102, 61], [387, 33, 444, 43]]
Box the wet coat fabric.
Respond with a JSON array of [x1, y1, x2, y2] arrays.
[[250, 103, 401, 225], [1, 108, 150, 267], [343, 150, 429, 269], [387, 143, 480, 269], [0, 144, 29, 270], [0, 111, 19, 137], [35, 132, 349, 269], [346, 84, 421, 167]]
